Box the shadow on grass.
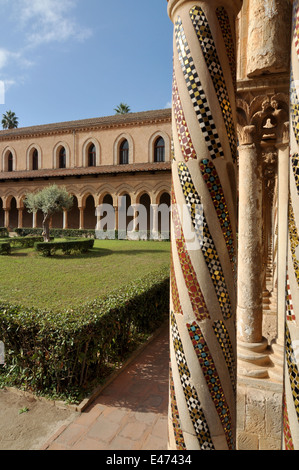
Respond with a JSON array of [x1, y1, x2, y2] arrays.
[[6, 246, 170, 260], [8, 252, 29, 257], [48, 247, 114, 259]]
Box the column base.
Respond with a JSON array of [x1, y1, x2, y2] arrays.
[[268, 341, 284, 383], [237, 337, 272, 379]]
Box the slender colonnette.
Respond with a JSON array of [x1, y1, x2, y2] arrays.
[[284, 0, 299, 450], [167, 0, 241, 450]]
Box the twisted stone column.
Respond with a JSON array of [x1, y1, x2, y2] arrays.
[[167, 0, 241, 450], [283, 0, 299, 450]]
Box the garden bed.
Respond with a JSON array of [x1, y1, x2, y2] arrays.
[[0, 266, 170, 403]]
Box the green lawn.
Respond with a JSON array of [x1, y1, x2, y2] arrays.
[[0, 239, 170, 312]]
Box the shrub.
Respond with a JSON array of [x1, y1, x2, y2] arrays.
[[0, 242, 11, 255], [9, 236, 53, 248], [35, 238, 94, 256], [0, 267, 170, 398], [0, 228, 9, 238], [14, 227, 95, 239]]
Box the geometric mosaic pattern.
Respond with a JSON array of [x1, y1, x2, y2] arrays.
[[171, 255, 183, 315], [174, 17, 224, 160], [286, 273, 296, 322], [177, 162, 233, 320], [291, 153, 299, 196], [283, 394, 295, 451], [170, 312, 214, 450], [172, 73, 197, 162], [290, 73, 299, 147], [285, 322, 299, 422], [293, 2, 299, 61], [187, 321, 235, 450], [169, 365, 186, 450], [288, 198, 299, 287], [216, 6, 237, 93], [190, 6, 237, 163], [172, 191, 210, 322], [171, 137, 175, 161], [213, 320, 236, 395], [291, 102, 299, 147], [199, 158, 235, 270]]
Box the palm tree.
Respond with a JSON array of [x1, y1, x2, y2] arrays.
[[2, 110, 19, 129], [114, 103, 131, 115]]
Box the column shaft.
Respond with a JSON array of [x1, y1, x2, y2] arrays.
[[4, 209, 9, 229], [18, 209, 23, 229], [79, 207, 84, 230], [63, 210, 69, 230], [237, 142, 263, 344], [32, 212, 37, 229]]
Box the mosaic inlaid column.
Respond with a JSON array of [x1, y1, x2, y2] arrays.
[[167, 0, 241, 450], [276, 134, 289, 362], [283, 0, 299, 450]]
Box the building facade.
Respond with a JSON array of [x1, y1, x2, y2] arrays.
[[0, 109, 172, 234]]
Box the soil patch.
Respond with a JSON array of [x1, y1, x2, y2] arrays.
[[0, 388, 78, 450]]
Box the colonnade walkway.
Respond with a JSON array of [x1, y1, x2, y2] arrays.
[[41, 322, 169, 451]]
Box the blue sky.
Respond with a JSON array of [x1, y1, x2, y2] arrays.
[[0, 0, 174, 128]]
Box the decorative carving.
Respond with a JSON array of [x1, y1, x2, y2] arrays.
[[262, 150, 278, 182], [237, 94, 289, 145]]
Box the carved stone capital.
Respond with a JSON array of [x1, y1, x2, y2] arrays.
[[237, 93, 289, 146], [238, 124, 257, 146]]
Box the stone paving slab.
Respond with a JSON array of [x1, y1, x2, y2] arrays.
[[41, 322, 169, 451]]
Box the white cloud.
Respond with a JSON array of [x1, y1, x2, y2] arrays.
[[17, 0, 92, 47], [0, 48, 32, 71], [0, 49, 11, 70], [0, 0, 92, 93]]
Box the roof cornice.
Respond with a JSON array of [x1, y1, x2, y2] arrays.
[[0, 109, 172, 141]]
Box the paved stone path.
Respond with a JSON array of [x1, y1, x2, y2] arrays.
[[42, 322, 169, 450]]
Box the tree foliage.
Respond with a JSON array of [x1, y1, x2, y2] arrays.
[[2, 110, 19, 129], [114, 103, 131, 115], [24, 185, 73, 241]]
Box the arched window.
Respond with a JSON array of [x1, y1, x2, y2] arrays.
[[32, 149, 39, 170], [88, 144, 96, 167], [154, 137, 165, 162], [7, 152, 13, 172], [59, 147, 66, 169], [119, 140, 129, 165]]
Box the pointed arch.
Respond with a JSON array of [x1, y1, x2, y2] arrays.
[[26, 143, 42, 170], [82, 137, 101, 167], [113, 133, 134, 165], [148, 130, 170, 163], [53, 141, 71, 169], [2, 146, 17, 172]]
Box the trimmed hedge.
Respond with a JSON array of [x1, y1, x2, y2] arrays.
[[14, 227, 95, 239], [35, 238, 94, 256], [0, 242, 11, 255], [9, 236, 53, 248], [0, 266, 169, 396], [0, 228, 9, 238]]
